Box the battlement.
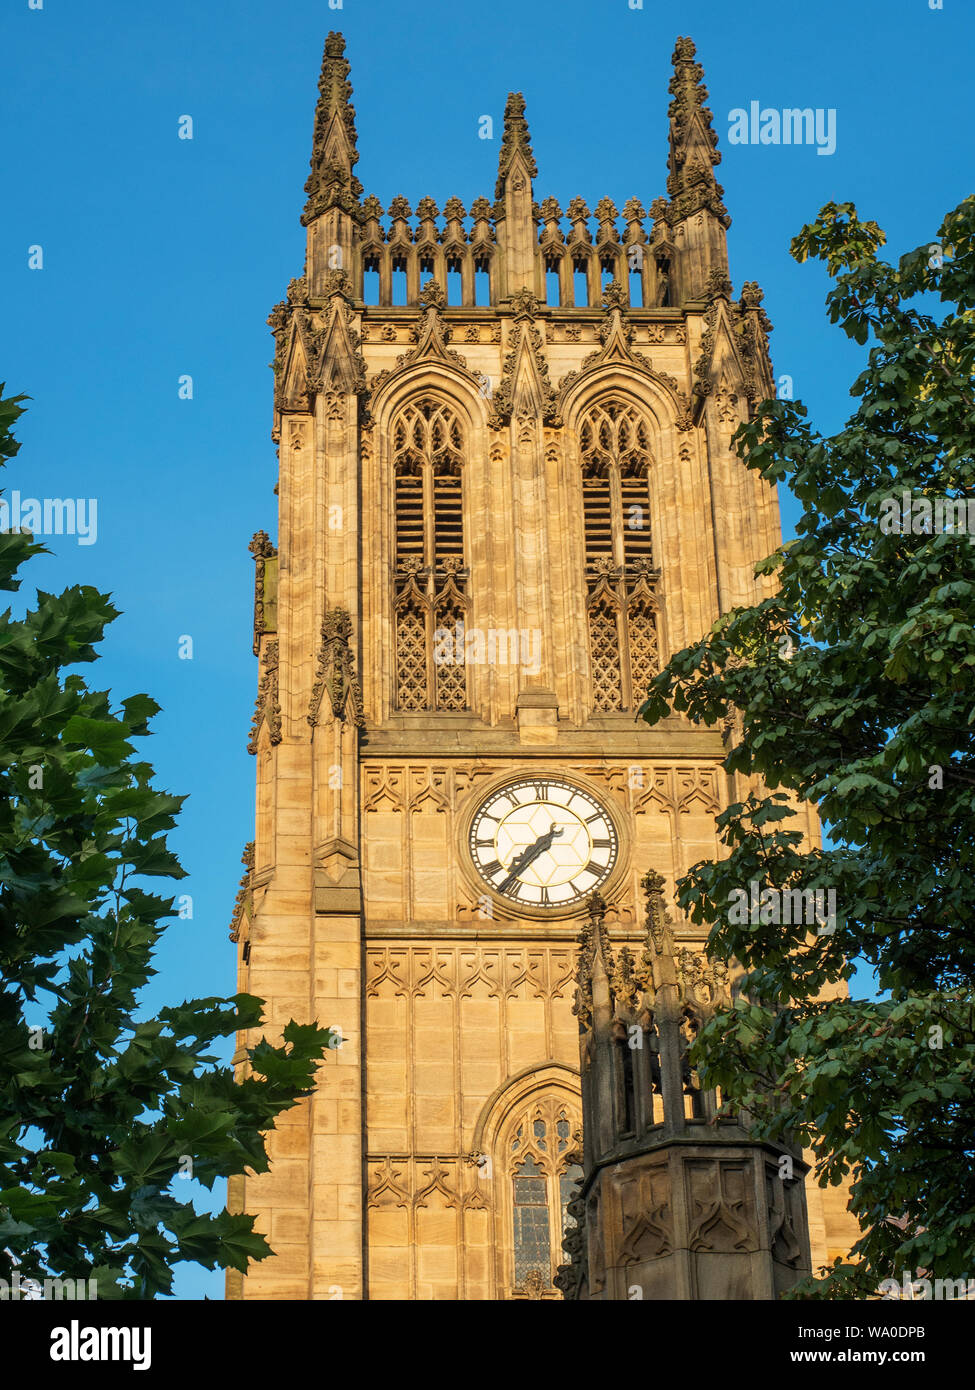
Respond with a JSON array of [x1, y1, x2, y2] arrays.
[[347, 194, 676, 310], [297, 32, 730, 311]]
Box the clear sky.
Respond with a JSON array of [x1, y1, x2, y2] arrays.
[[1, 0, 971, 1299]]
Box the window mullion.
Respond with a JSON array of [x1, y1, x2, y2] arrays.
[[610, 456, 625, 570], [610, 456, 631, 708], [549, 1170, 564, 1289], [618, 601, 632, 709], [423, 458, 435, 707], [423, 456, 436, 574]]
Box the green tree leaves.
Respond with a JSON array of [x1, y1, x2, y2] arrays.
[[0, 389, 333, 1298], [640, 197, 975, 1298]]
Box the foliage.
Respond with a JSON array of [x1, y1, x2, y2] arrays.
[[0, 388, 333, 1298], [640, 199, 975, 1296]]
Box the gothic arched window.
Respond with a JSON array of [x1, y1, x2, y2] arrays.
[[504, 1097, 583, 1298], [579, 396, 660, 712], [392, 398, 469, 710]]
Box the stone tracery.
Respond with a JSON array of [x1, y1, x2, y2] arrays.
[[392, 397, 470, 710], [579, 395, 661, 711]]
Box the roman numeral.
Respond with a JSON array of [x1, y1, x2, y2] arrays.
[[584, 861, 602, 878], [481, 860, 503, 878], [591, 838, 611, 848], [539, 886, 550, 905]]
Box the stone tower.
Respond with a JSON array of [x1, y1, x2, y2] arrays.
[[555, 878, 812, 1300], [227, 31, 857, 1300]]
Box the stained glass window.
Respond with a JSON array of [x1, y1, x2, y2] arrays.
[[559, 1165, 583, 1236], [505, 1101, 583, 1295], [512, 1154, 551, 1286]]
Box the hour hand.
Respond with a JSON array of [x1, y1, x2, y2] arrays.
[[499, 844, 542, 895], [499, 824, 564, 894]]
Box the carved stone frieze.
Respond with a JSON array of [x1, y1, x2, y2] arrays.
[[365, 944, 576, 1002], [366, 1155, 483, 1212]]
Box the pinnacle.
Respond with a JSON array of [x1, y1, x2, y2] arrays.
[[663, 34, 730, 229], [303, 30, 363, 224], [495, 91, 538, 200], [668, 34, 711, 122], [313, 30, 358, 156]]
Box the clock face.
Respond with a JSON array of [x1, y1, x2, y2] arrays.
[[468, 779, 618, 908]]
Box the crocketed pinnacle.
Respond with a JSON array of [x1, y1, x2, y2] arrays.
[[664, 36, 730, 228], [303, 31, 363, 225], [573, 893, 615, 1031], [495, 92, 537, 200]]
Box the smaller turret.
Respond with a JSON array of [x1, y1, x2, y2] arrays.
[[557, 873, 812, 1300]]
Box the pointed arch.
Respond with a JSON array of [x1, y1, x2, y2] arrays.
[[473, 1064, 582, 1299]]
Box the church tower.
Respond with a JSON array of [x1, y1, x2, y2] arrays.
[[227, 32, 857, 1300]]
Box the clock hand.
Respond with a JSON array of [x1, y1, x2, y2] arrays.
[[499, 823, 565, 894]]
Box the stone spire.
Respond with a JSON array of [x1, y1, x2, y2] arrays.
[[660, 36, 730, 300], [302, 31, 363, 226], [665, 36, 729, 227], [494, 92, 538, 297], [495, 92, 537, 200]]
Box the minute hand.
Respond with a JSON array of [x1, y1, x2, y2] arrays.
[[499, 824, 564, 894]]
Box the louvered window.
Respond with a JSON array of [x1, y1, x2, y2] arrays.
[[393, 399, 469, 710], [580, 397, 660, 712]]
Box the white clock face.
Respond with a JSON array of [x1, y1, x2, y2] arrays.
[[468, 779, 618, 907]]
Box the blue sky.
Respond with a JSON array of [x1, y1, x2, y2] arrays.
[[1, 0, 970, 1299]]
